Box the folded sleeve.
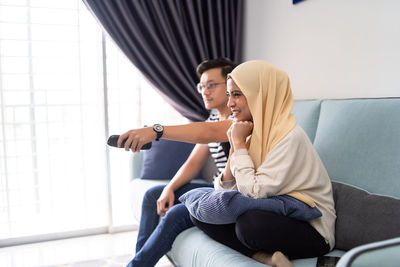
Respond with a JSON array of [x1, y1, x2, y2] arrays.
[[214, 173, 237, 190]]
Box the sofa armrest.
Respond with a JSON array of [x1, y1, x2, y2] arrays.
[[336, 237, 400, 267], [130, 152, 144, 179]]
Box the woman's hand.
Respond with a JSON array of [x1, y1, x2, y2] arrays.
[[226, 125, 235, 153], [229, 121, 253, 150], [222, 122, 252, 183], [157, 186, 175, 216], [118, 127, 156, 152]]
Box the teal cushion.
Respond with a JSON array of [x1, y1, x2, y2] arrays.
[[313, 98, 400, 198], [292, 100, 321, 142], [170, 228, 270, 267]]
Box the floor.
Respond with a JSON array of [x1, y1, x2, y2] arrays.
[[0, 231, 174, 267]]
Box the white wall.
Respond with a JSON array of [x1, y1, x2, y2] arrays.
[[243, 0, 400, 99]]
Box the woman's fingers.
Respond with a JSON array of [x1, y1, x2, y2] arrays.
[[231, 121, 253, 139]]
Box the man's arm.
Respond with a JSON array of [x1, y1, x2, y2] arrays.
[[118, 120, 232, 152], [157, 144, 211, 216]]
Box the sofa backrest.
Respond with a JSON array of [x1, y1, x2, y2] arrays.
[[312, 98, 400, 199], [131, 99, 399, 199], [292, 100, 321, 143], [293, 98, 400, 199]]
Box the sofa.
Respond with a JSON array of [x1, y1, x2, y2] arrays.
[[129, 98, 400, 267]]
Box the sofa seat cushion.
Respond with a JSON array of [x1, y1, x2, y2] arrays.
[[332, 182, 400, 251], [169, 227, 273, 267], [168, 227, 346, 267]]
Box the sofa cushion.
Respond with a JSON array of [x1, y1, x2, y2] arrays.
[[140, 139, 201, 180], [292, 100, 321, 143], [169, 228, 268, 267], [179, 187, 322, 224], [169, 228, 346, 267], [332, 182, 400, 251], [313, 98, 400, 198]]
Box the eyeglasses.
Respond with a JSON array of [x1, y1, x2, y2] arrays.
[[197, 82, 225, 94]]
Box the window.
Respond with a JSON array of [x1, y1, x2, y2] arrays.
[[105, 36, 186, 228], [0, 0, 185, 245]]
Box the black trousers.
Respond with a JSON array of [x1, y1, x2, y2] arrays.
[[191, 210, 330, 260]]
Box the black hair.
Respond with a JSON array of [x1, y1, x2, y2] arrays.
[[196, 58, 237, 79]]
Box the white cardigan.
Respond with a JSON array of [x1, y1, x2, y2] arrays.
[[214, 125, 336, 250]]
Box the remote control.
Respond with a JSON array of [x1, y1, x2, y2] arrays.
[[107, 135, 152, 150]]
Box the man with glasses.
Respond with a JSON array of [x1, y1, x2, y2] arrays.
[[127, 58, 236, 267]]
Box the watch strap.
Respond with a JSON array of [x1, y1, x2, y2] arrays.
[[153, 124, 164, 141]]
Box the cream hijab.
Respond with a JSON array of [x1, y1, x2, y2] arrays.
[[228, 60, 297, 168], [229, 61, 316, 206]]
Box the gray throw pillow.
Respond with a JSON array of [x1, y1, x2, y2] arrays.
[[179, 187, 322, 225], [332, 182, 400, 250]]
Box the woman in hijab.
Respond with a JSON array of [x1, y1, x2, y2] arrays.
[[120, 60, 335, 267], [190, 61, 336, 267]]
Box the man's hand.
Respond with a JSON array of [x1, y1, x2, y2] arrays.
[[228, 121, 253, 150], [157, 186, 175, 216], [118, 127, 156, 152]]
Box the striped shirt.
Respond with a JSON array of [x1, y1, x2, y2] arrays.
[[206, 111, 232, 177]]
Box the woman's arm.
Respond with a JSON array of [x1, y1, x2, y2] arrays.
[[221, 124, 236, 182], [227, 120, 295, 198], [118, 120, 232, 152], [230, 143, 293, 198], [214, 150, 238, 190], [230, 128, 307, 199], [214, 121, 251, 189]]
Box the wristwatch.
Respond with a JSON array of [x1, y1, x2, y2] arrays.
[[153, 124, 164, 141]]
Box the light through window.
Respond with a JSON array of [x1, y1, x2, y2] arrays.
[[0, 0, 185, 245], [0, 0, 108, 241]]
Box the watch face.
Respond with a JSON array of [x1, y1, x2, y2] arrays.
[[154, 124, 163, 132]]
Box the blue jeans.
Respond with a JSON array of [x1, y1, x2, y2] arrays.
[[127, 182, 213, 267]]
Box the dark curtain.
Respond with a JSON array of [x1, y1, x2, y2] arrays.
[[83, 0, 244, 121]]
